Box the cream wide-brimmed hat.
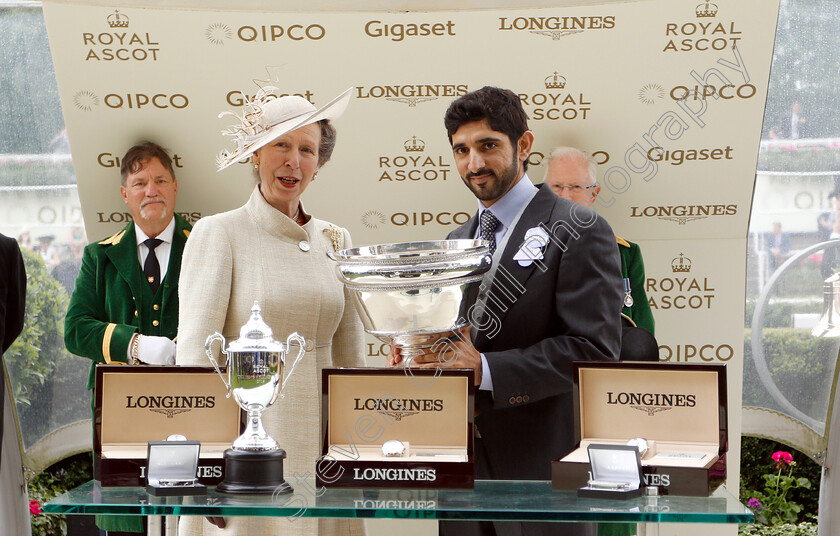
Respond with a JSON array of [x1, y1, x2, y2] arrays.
[[216, 86, 352, 171]]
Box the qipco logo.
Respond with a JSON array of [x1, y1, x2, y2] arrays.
[[103, 93, 189, 109], [390, 212, 471, 226], [669, 84, 756, 101]]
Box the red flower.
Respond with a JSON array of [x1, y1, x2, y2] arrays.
[[772, 451, 794, 466], [29, 499, 42, 515]]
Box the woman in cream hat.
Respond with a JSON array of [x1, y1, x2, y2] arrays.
[[176, 87, 365, 536]]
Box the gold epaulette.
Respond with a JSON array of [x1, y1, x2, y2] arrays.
[[616, 235, 631, 248], [98, 229, 127, 246]]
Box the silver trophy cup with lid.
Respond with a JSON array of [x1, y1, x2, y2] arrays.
[[330, 239, 491, 366], [205, 301, 305, 494]]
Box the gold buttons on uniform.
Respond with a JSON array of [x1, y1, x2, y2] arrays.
[[509, 396, 516, 405], [523, 395, 530, 403], [515, 396, 523, 403], [153, 304, 160, 311], [152, 320, 159, 326], [134, 310, 139, 317]]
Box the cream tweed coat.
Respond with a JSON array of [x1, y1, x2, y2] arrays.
[[176, 186, 366, 536]]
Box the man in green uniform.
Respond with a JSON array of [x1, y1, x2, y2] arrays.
[[65, 141, 191, 535], [544, 146, 654, 335]]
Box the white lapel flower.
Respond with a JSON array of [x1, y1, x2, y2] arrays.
[[513, 226, 549, 267]]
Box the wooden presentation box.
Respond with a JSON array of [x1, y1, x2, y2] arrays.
[[552, 362, 727, 496], [94, 366, 243, 487], [317, 367, 475, 489]]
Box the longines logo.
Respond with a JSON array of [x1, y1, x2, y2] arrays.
[[354, 397, 443, 421], [97, 152, 183, 168], [638, 84, 665, 105], [607, 391, 695, 416], [353, 499, 436, 509], [498, 15, 615, 39], [663, 3, 742, 52], [646, 145, 734, 165], [519, 73, 591, 121], [139, 465, 222, 479], [204, 22, 325, 44], [72, 91, 189, 111], [125, 395, 215, 418], [353, 468, 436, 482], [363, 19, 456, 42], [83, 10, 160, 62], [377, 137, 452, 182], [660, 343, 734, 362], [629, 204, 737, 224], [355, 85, 469, 107], [646, 254, 716, 310], [97, 211, 202, 224]]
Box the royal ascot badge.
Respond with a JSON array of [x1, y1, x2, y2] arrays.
[[513, 226, 549, 267]]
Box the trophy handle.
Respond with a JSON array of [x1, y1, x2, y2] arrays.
[[280, 332, 307, 395], [205, 332, 231, 397]]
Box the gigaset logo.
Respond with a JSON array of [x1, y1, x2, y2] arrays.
[[225, 89, 315, 106], [363, 19, 456, 42], [646, 145, 734, 165], [97, 152, 184, 168]]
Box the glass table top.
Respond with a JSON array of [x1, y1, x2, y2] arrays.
[[45, 479, 753, 524]]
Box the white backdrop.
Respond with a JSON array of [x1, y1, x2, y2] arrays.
[[41, 0, 781, 533]]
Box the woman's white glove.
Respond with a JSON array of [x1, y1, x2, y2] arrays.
[[132, 334, 176, 365]]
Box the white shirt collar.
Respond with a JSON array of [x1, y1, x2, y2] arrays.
[[135, 217, 175, 245], [476, 173, 537, 228]]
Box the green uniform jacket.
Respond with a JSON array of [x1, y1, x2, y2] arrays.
[[617, 235, 655, 335], [64, 215, 191, 533], [65, 215, 192, 389]]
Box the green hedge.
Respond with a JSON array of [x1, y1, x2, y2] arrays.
[[743, 328, 839, 419]]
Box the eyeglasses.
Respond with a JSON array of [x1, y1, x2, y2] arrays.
[[552, 184, 596, 193]]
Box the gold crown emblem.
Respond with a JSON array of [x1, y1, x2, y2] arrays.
[[404, 136, 425, 152], [672, 253, 692, 273], [545, 72, 567, 89], [695, 2, 718, 17], [107, 10, 130, 28]]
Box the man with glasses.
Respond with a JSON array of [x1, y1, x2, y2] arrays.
[[65, 141, 191, 535], [544, 146, 654, 334]]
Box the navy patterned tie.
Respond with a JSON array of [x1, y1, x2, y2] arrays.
[[144, 238, 163, 293], [479, 210, 500, 255]]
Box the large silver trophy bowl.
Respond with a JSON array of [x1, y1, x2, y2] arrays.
[[204, 301, 305, 494], [331, 240, 492, 365]]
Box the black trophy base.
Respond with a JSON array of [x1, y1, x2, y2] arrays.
[[215, 448, 293, 495]]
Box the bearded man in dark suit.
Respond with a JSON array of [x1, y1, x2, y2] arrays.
[[393, 86, 623, 536]]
